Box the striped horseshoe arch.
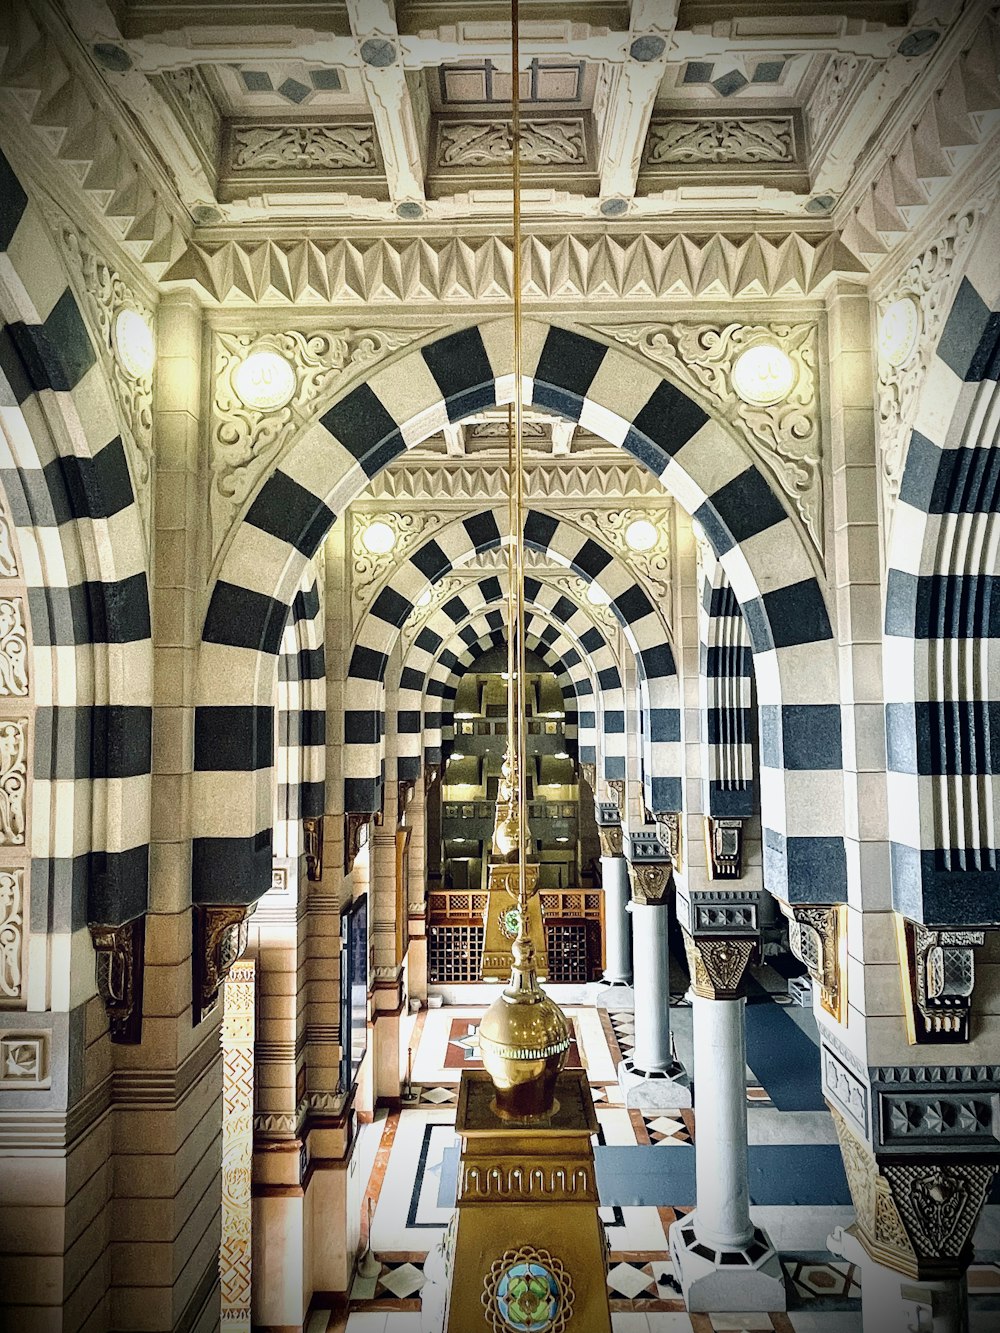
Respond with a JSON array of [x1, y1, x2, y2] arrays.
[[0, 149, 153, 964], [698, 544, 754, 820], [884, 203, 1000, 928], [273, 571, 325, 863], [346, 504, 676, 815], [193, 316, 843, 906]]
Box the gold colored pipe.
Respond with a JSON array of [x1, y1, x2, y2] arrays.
[[511, 0, 528, 911]]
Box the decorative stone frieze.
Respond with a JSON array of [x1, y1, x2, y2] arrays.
[[705, 816, 743, 881], [682, 931, 757, 1001], [592, 320, 823, 558], [210, 326, 434, 564], [230, 124, 377, 173], [221, 959, 254, 1328], [0, 600, 28, 697], [0, 869, 22, 999], [897, 918, 985, 1045], [821, 1032, 870, 1142], [164, 232, 864, 306], [781, 902, 847, 1025], [645, 116, 794, 165], [192, 903, 254, 1024], [0, 720, 27, 846], [437, 118, 586, 167], [369, 461, 664, 503], [89, 916, 145, 1044], [55, 221, 155, 544], [832, 1107, 998, 1279]]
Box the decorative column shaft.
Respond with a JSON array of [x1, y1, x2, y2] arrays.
[[597, 802, 631, 985], [618, 830, 690, 1108], [669, 931, 785, 1311]]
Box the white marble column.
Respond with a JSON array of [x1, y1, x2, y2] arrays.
[[597, 805, 631, 985], [618, 831, 690, 1107], [669, 933, 785, 1311]]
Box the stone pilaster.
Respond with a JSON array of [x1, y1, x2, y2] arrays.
[[596, 801, 631, 986]]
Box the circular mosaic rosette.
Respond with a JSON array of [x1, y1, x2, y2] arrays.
[[481, 1246, 574, 1332], [498, 905, 522, 940]]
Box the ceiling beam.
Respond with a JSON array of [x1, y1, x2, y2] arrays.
[[345, 0, 427, 217]]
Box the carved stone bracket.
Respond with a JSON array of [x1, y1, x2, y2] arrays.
[[682, 930, 757, 1000], [89, 916, 146, 1044], [592, 319, 823, 559], [832, 1107, 998, 1280], [607, 779, 625, 811], [424, 763, 440, 795], [626, 861, 672, 906], [781, 902, 847, 1026], [579, 761, 596, 791], [345, 813, 371, 875], [397, 779, 415, 824], [897, 918, 986, 1045], [705, 816, 744, 880], [192, 903, 254, 1025], [210, 325, 437, 567], [654, 812, 682, 870], [303, 815, 323, 883], [598, 825, 623, 859]]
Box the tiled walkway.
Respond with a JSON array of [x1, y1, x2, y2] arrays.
[[311, 972, 1000, 1333]]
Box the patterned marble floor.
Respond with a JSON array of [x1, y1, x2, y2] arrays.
[[310, 974, 1000, 1333]]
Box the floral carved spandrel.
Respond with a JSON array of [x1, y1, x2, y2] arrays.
[[0, 721, 26, 846], [0, 869, 22, 999], [55, 222, 154, 544], [231, 124, 376, 171], [593, 321, 823, 559], [211, 327, 435, 566], [646, 117, 793, 165], [438, 119, 586, 167], [0, 600, 28, 697]]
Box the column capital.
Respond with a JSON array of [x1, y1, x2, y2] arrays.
[[682, 929, 756, 1000], [599, 825, 624, 858], [832, 1108, 998, 1280], [624, 829, 673, 904]]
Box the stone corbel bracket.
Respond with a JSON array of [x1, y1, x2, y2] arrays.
[[653, 811, 682, 870], [623, 830, 673, 905], [192, 903, 254, 1026], [705, 816, 743, 880], [595, 801, 623, 858], [303, 815, 323, 883], [397, 779, 415, 824], [423, 763, 439, 795], [344, 813, 371, 875], [896, 917, 986, 1045], [89, 916, 146, 1044], [676, 884, 761, 1001], [682, 932, 757, 1001], [781, 901, 847, 1026], [607, 779, 625, 811]]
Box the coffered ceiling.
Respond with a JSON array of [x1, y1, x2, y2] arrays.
[[61, 0, 982, 230]]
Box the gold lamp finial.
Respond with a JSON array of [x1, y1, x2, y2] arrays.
[[477, 0, 570, 1119]]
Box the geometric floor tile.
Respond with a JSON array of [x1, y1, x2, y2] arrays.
[[783, 1257, 861, 1304], [378, 1261, 426, 1299], [642, 1112, 693, 1146], [416, 1086, 458, 1106], [606, 1260, 657, 1299]]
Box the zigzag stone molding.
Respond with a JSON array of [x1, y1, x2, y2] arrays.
[[368, 461, 666, 502], [210, 325, 437, 565], [592, 320, 823, 558], [163, 231, 865, 306]]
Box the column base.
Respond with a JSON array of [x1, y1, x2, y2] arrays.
[[619, 1057, 693, 1108], [668, 1215, 786, 1312], [600, 974, 633, 987]]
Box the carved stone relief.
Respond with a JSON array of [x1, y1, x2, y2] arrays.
[[0, 503, 18, 579], [627, 861, 672, 905], [0, 1032, 47, 1085], [231, 124, 377, 172], [89, 916, 145, 1044], [592, 321, 823, 559], [369, 461, 664, 503], [782, 902, 847, 1025], [897, 918, 985, 1044], [646, 117, 794, 165], [807, 55, 862, 146], [210, 326, 434, 564], [350, 510, 445, 629], [221, 959, 255, 1328], [876, 202, 985, 520], [158, 67, 221, 169], [55, 222, 154, 544], [0, 869, 22, 1000], [682, 931, 756, 1000], [574, 507, 671, 605], [0, 721, 26, 846], [438, 119, 586, 167], [0, 600, 27, 697]]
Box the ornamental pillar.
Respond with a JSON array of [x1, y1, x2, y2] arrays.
[[618, 830, 691, 1108], [669, 916, 785, 1312], [596, 802, 631, 986]]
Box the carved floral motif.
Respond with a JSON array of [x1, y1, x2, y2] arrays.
[[593, 321, 823, 558], [0, 721, 26, 845], [808, 55, 862, 145], [0, 503, 17, 578], [0, 600, 27, 697], [0, 1033, 45, 1084], [160, 67, 221, 165], [56, 222, 153, 543], [646, 116, 793, 165], [231, 124, 376, 171], [438, 118, 586, 167], [0, 869, 22, 999], [351, 510, 445, 626], [211, 326, 432, 563], [575, 507, 671, 605]]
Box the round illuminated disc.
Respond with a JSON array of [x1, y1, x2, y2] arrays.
[[586, 582, 611, 605], [232, 350, 296, 410], [879, 297, 921, 368], [731, 343, 796, 406], [361, 520, 396, 555], [114, 308, 155, 380], [625, 518, 658, 551]]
